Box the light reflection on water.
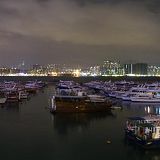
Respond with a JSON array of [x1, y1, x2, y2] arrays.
[[121, 100, 160, 115], [0, 86, 160, 159]]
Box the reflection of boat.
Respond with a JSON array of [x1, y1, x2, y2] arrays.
[[125, 115, 160, 149], [52, 111, 114, 134], [1, 102, 20, 112], [121, 101, 160, 116], [122, 101, 160, 107]]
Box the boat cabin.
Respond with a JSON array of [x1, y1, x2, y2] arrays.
[[125, 115, 160, 149]]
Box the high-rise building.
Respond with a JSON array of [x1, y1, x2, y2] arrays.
[[148, 65, 160, 76], [102, 60, 123, 75], [124, 64, 133, 75], [89, 66, 101, 76], [132, 63, 148, 75], [124, 63, 148, 75]]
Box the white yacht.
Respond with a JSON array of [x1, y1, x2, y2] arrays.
[[130, 91, 160, 103], [122, 87, 147, 101]]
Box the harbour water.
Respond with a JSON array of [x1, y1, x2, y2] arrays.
[[1, 84, 160, 160]]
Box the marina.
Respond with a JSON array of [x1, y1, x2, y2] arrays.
[[1, 0, 160, 158], [1, 78, 160, 159]]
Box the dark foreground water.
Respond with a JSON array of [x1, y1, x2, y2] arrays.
[[1, 85, 160, 160]]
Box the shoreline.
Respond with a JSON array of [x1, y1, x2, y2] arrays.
[[0, 76, 160, 83]]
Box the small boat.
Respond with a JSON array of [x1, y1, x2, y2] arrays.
[[125, 115, 160, 149], [6, 91, 20, 102], [19, 91, 29, 99], [24, 81, 39, 93]]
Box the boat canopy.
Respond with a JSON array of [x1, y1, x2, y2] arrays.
[[136, 123, 154, 128], [127, 117, 145, 121], [128, 115, 160, 122]]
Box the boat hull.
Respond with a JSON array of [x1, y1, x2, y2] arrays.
[[51, 100, 112, 113], [131, 98, 160, 103], [125, 130, 160, 149]]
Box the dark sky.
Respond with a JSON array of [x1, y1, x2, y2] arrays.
[[0, 0, 160, 67]]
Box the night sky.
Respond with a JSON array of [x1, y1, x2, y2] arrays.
[[0, 0, 160, 67]]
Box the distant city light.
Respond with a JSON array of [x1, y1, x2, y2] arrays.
[[1, 61, 160, 77]]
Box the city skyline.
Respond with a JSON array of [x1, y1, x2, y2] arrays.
[[0, 0, 160, 66], [1, 60, 160, 77], [1, 59, 160, 69]]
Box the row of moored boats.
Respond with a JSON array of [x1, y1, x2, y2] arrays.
[[50, 80, 112, 113], [84, 81, 160, 103], [0, 81, 46, 104]]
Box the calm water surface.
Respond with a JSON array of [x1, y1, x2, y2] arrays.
[[0, 85, 160, 160]]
